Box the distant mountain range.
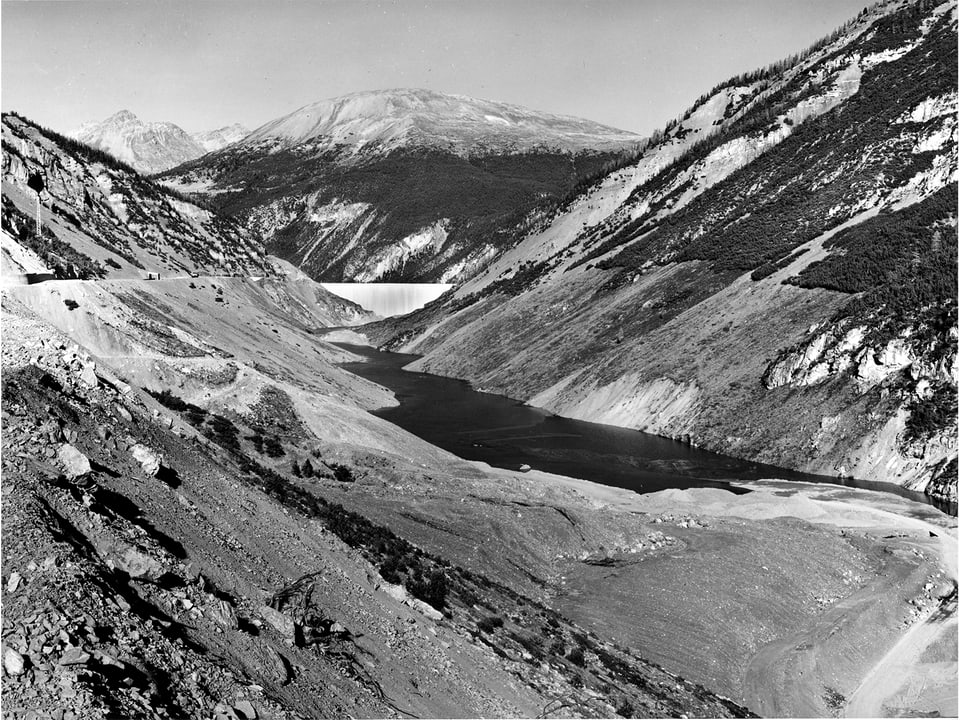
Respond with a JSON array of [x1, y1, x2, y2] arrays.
[[161, 88, 643, 283], [73, 110, 249, 174]]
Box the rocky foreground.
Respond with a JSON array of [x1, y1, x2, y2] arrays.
[[2, 268, 955, 719], [1, 289, 759, 719]]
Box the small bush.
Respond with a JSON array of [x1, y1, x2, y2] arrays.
[[63, 299, 79, 311], [263, 435, 285, 458], [407, 569, 448, 610], [567, 646, 586, 666], [905, 383, 957, 443], [477, 616, 504, 634], [328, 463, 355, 483]]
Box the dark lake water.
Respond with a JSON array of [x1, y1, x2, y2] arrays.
[[333, 340, 953, 513]]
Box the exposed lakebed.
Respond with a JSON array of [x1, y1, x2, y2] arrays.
[[333, 340, 952, 511]]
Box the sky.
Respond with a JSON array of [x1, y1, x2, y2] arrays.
[[2, 0, 870, 137]]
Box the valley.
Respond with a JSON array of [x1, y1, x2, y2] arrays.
[[2, 269, 955, 718], [2, 0, 957, 717]]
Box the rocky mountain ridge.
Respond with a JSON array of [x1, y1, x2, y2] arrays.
[[74, 110, 249, 174], [2, 112, 264, 280], [369, 0, 958, 502]]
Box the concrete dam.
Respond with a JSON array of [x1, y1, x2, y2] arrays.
[[320, 283, 452, 318]]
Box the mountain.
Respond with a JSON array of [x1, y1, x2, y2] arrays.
[[73, 111, 249, 174], [191, 123, 250, 152], [242, 88, 642, 156], [369, 0, 958, 502], [161, 89, 643, 283], [2, 112, 265, 278]]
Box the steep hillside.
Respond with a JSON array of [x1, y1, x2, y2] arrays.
[[2, 112, 266, 280], [370, 0, 958, 501], [160, 89, 642, 283], [73, 111, 249, 174]]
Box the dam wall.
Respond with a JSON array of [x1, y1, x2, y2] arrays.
[[321, 283, 452, 317]]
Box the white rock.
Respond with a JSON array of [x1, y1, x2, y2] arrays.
[[258, 605, 295, 638], [78, 362, 98, 388], [130, 443, 161, 476], [3, 647, 24, 676], [58, 443, 91, 478]]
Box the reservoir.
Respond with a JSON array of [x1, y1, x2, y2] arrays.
[[333, 340, 955, 514]]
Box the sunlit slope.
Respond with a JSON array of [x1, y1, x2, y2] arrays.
[[370, 0, 958, 500]]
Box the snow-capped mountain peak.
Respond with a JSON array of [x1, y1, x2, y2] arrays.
[[242, 88, 641, 156], [73, 111, 248, 174]]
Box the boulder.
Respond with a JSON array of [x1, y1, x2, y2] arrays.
[[207, 599, 238, 630], [233, 700, 257, 720], [130, 444, 161, 477], [115, 547, 164, 581], [3, 647, 25, 676], [213, 703, 242, 720], [78, 363, 98, 389], [377, 581, 408, 603], [406, 597, 443, 621], [58, 646, 91, 666], [259, 605, 295, 639], [58, 444, 91, 479], [260, 643, 291, 684]]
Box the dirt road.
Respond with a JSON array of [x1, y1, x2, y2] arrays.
[[844, 589, 957, 718]]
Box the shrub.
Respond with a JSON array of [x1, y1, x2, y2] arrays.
[[263, 435, 285, 458], [905, 383, 957, 444], [567, 646, 586, 666], [204, 414, 241, 452], [477, 615, 504, 634], [328, 463, 355, 483], [63, 299, 79, 311], [407, 569, 448, 610]]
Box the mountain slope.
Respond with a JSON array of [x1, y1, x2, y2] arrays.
[[242, 88, 642, 156], [2, 112, 265, 279], [369, 0, 958, 502], [74, 111, 249, 174], [161, 89, 643, 283], [191, 123, 250, 153]]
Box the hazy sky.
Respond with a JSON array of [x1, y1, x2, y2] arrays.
[[3, 0, 868, 136]]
